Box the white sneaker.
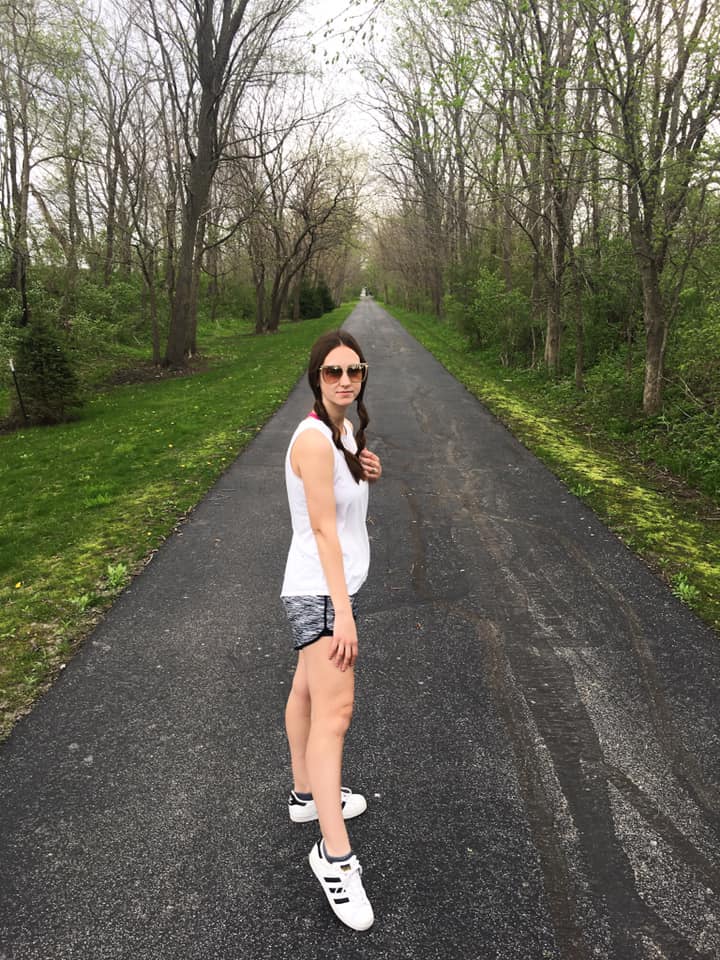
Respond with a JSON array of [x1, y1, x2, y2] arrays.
[[308, 839, 374, 931], [288, 786, 367, 823]]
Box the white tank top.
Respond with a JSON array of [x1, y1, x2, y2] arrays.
[[281, 416, 370, 597]]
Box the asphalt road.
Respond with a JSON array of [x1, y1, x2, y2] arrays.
[[1, 301, 719, 960]]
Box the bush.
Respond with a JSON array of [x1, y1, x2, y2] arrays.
[[11, 319, 82, 425], [299, 278, 336, 320], [579, 236, 642, 366], [452, 267, 532, 362], [667, 283, 720, 411]]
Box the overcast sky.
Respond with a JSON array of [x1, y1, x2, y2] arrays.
[[302, 0, 386, 147]]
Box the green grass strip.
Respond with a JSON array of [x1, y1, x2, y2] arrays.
[[0, 307, 355, 738], [391, 305, 720, 634]]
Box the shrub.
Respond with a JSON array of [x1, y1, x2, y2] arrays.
[[298, 279, 335, 320], [11, 319, 82, 425], [452, 267, 532, 363]]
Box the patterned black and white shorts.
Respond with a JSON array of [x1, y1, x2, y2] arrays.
[[281, 594, 359, 651]]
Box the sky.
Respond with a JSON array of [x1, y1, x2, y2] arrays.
[[301, 0, 387, 147]]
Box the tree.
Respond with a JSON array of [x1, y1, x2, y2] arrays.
[[237, 92, 362, 333], [588, 0, 720, 413], [0, 0, 46, 327], [141, 0, 301, 366], [473, 0, 599, 376]]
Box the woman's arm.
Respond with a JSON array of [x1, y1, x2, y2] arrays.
[[292, 429, 357, 671]]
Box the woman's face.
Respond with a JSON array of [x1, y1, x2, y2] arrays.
[[318, 344, 363, 412]]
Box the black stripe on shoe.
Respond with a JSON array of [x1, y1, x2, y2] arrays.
[[289, 793, 307, 807], [334, 897, 350, 905]]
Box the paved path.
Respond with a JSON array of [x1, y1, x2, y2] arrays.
[[1, 301, 719, 960]]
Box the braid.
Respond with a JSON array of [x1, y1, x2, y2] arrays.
[[313, 397, 366, 484], [355, 398, 369, 454]]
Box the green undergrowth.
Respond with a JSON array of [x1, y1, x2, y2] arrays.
[[0, 306, 355, 738], [390, 305, 720, 634]]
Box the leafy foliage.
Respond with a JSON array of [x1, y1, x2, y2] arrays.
[[446, 267, 532, 361]]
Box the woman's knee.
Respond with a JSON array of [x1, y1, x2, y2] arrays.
[[314, 698, 354, 738]]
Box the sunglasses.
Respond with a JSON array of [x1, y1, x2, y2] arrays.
[[319, 363, 368, 385]]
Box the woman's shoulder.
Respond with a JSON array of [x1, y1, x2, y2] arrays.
[[293, 415, 332, 440], [290, 417, 333, 453]]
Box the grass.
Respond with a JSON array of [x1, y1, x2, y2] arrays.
[[390, 305, 720, 634], [0, 306, 355, 738]]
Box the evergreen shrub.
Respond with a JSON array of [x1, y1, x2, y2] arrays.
[[299, 279, 336, 320], [11, 319, 82, 425]]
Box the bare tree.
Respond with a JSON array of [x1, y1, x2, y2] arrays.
[[0, 0, 49, 326], [244, 123, 362, 333], [139, 0, 301, 366]]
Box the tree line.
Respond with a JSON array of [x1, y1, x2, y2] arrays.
[[363, 0, 720, 415], [0, 0, 364, 422]]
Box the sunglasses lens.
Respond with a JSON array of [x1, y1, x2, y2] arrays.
[[322, 366, 343, 383], [348, 365, 364, 382]]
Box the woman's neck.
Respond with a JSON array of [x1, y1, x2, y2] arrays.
[[322, 400, 346, 432]]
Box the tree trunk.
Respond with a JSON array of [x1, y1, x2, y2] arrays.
[[639, 263, 667, 415], [573, 268, 585, 391], [292, 263, 306, 322], [268, 274, 292, 333], [185, 218, 206, 357], [292, 280, 301, 322], [254, 288, 266, 333], [148, 250, 161, 366], [5, 105, 31, 326], [544, 280, 562, 376], [165, 118, 213, 366], [104, 157, 119, 286], [253, 261, 266, 334]]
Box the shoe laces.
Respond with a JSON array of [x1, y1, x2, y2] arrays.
[[340, 859, 367, 900]]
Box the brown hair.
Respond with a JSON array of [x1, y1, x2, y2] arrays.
[[307, 329, 369, 484]]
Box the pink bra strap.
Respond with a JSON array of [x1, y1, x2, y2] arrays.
[[308, 410, 320, 420]]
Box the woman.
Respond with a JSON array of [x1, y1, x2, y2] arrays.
[[281, 329, 382, 932]]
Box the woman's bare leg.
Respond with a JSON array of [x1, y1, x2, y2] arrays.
[[285, 656, 311, 793], [301, 636, 354, 856]]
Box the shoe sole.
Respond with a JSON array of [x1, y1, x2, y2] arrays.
[[308, 846, 374, 931]]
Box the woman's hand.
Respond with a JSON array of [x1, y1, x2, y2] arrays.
[[359, 448, 382, 482], [329, 609, 358, 671]]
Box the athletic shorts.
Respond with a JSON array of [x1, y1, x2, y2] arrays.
[[281, 594, 358, 651]]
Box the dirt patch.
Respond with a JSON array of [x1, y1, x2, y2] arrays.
[[101, 357, 211, 387]]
